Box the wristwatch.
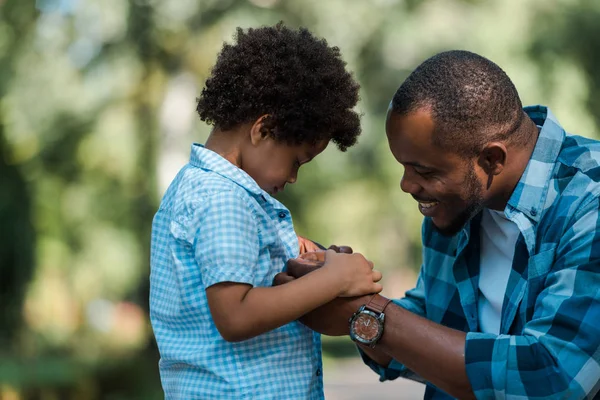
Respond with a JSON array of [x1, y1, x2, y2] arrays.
[[349, 295, 392, 348]]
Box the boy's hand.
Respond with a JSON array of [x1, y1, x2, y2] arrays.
[[297, 235, 354, 255], [297, 235, 322, 254], [322, 250, 382, 297]]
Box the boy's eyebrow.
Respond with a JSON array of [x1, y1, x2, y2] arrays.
[[303, 151, 317, 163]]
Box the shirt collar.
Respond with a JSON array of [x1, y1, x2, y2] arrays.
[[189, 143, 265, 197], [506, 105, 565, 223]]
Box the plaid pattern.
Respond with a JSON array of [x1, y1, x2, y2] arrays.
[[364, 106, 600, 399], [150, 144, 323, 399]]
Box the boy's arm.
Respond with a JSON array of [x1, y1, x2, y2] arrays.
[[207, 255, 371, 342], [192, 192, 379, 342]]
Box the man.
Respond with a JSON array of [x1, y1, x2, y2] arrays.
[[276, 50, 600, 399]]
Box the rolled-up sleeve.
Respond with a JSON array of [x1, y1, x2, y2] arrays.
[[170, 190, 261, 291], [466, 199, 600, 399], [194, 192, 260, 288]]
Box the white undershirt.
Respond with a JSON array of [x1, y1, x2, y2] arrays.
[[478, 208, 519, 334]]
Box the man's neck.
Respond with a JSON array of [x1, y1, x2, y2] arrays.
[[487, 119, 540, 211]]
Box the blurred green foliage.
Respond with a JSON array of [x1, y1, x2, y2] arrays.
[[1, 0, 599, 398]]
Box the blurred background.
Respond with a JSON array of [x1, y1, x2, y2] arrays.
[[1, 0, 600, 398]]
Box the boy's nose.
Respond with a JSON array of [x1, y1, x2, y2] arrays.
[[287, 172, 297, 184]]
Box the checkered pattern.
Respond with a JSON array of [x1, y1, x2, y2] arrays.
[[150, 144, 323, 399], [363, 106, 600, 399]]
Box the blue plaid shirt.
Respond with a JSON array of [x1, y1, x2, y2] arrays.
[[150, 144, 323, 399], [365, 106, 600, 399]]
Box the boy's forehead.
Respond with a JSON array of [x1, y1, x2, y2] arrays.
[[305, 139, 329, 154]]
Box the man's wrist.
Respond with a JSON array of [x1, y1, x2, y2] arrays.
[[349, 294, 392, 347]]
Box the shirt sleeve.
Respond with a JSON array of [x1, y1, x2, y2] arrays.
[[172, 190, 261, 289], [465, 198, 600, 399], [359, 271, 427, 383]]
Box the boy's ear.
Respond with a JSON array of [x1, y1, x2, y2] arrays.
[[250, 114, 272, 146]]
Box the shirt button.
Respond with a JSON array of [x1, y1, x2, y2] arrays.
[[278, 211, 287, 219], [316, 368, 322, 376], [530, 208, 537, 216]]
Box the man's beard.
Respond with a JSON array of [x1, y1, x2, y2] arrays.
[[434, 167, 485, 237]]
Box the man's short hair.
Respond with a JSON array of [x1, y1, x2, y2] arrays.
[[391, 50, 526, 157]]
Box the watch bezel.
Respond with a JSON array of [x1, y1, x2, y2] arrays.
[[349, 306, 385, 347]]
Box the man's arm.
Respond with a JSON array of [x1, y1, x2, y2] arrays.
[[371, 301, 474, 399], [358, 271, 429, 384], [286, 291, 474, 399], [278, 258, 436, 385]]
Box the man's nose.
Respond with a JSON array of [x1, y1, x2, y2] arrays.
[[400, 171, 422, 195]]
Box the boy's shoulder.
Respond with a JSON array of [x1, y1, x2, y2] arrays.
[[160, 165, 262, 243], [172, 164, 256, 209]]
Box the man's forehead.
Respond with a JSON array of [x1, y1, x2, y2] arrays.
[[386, 109, 434, 140], [386, 110, 466, 169]]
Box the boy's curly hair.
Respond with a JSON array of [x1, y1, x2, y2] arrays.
[[196, 22, 361, 151]]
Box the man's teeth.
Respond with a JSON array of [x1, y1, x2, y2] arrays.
[[419, 201, 439, 209]]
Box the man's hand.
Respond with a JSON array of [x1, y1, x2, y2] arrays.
[[327, 245, 353, 254], [274, 244, 355, 284], [272, 255, 321, 285], [299, 295, 370, 336], [273, 245, 370, 336]]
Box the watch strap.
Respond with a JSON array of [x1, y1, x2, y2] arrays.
[[364, 295, 391, 314]]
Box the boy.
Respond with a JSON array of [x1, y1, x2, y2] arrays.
[[150, 23, 381, 399]]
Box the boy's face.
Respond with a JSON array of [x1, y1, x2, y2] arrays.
[[243, 138, 329, 196]]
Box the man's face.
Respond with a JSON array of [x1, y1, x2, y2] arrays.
[[386, 109, 487, 236], [243, 138, 328, 196]]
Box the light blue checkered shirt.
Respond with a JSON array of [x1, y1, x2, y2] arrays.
[[150, 144, 324, 399]]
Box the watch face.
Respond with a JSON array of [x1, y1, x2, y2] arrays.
[[351, 312, 381, 342]]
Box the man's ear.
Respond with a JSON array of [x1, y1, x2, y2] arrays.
[[478, 142, 507, 176], [250, 114, 272, 146]]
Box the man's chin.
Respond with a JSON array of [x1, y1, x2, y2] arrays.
[[431, 214, 472, 237], [432, 206, 483, 237], [432, 220, 466, 237]]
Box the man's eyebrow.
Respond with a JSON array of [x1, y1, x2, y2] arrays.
[[403, 161, 435, 169]]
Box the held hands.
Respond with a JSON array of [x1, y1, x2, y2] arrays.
[[273, 245, 380, 336], [285, 247, 383, 297]]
